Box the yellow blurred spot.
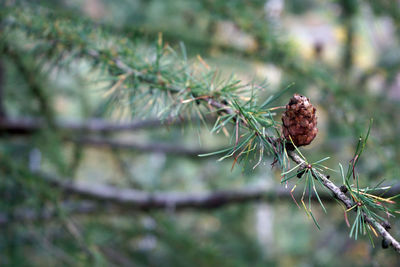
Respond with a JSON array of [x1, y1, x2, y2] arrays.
[[334, 26, 346, 42]]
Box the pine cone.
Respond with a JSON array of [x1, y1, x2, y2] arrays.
[[282, 94, 318, 148]]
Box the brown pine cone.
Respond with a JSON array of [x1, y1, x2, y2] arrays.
[[282, 94, 318, 148]]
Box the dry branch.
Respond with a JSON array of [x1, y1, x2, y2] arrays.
[[3, 171, 397, 226], [39, 171, 289, 210], [0, 116, 186, 134], [0, 117, 220, 157]]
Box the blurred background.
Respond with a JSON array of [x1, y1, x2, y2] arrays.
[[1, 0, 400, 266]]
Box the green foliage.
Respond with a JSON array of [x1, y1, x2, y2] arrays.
[[2, 0, 400, 266]]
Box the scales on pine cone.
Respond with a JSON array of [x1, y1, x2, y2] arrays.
[[282, 94, 318, 148]]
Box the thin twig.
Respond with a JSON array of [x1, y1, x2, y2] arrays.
[[287, 150, 400, 253], [0, 117, 185, 134], [70, 137, 218, 158]]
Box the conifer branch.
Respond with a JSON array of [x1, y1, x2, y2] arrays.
[[0, 117, 188, 134], [287, 150, 400, 253], [204, 94, 400, 253], [4, 3, 400, 255], [0, 117, 219, 157], [4, 172, 400, 226], [4, 47, 56, 128], [70, 137, 218, 158], [37, 171, 288, 210]]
